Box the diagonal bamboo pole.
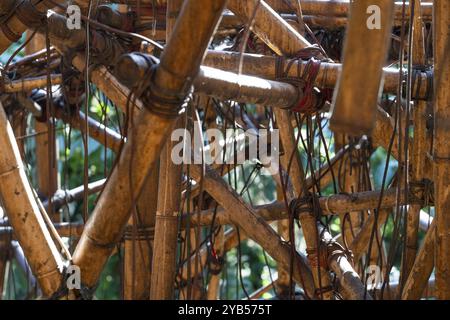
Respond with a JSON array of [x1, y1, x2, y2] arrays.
[[0, 105, 64, 297], [432, 0, 450, 300], [402, 219, 435, 299], [188, 164, 316, 298], [71, 0, 228, 295]]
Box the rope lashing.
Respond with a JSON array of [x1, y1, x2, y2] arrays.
[[115, 52, 190, 119], [409, 179, 434, 206], [0, 0, 25, 43], [207, 243, 224, 276], [123, 225, 155, 241], [411, 65, 433, 101], [276, 48, 331, 114], [288, 191, 322, 220], [16, 0, 47, 29]]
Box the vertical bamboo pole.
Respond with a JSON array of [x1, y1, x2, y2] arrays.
[[330, 0, 395, 135], [0, 105, 64, 297], [25, 31, 59, 218], [123, 166, 159, 300], [72, 0, 228, 293], [432, 0, 450, 300], [401, 0, 428, 288], [149, 0, 184, 300]]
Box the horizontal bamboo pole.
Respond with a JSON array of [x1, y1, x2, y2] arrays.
[[202, 51, 431, 100], [0, 104, 64, 297], [0, 222, 84, 239], [71, 0, 228, 293], [42, 179, 106, 213], [115, 54, 300, 109], [2, 74, 62, 93]]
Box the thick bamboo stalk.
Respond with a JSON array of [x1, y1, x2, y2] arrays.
[[149, 0, 184, 300], [0, 105, 64, 297], [432, 0, 450, 299], [330, 0, 395, 135], [71, 0, 228, 294]]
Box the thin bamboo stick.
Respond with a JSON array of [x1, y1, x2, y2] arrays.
[[71, 0, 228, 294], [0, 105, 64, 297], [432, 0, 450, 299], [2, 75, 62, 93]]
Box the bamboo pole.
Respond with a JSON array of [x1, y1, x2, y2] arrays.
[[2, 75, 62, 93], [149, 0, 184, 300], [432, 0, 450, 300], [401, 0, 429, 288], [115, 55, 300, 109], [123, 167, 158, 300], [401, 220, 435, 300], [0, 105, 64, 297], [330, 0, 395, 135], [71, 0, 228, 294], [227, 0, 311, 56], [202, 51, 431, 100]]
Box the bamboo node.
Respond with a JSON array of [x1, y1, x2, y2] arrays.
[[0, 165, 22, 179]]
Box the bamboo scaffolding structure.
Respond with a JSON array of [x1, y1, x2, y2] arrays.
[[0, 222, 84, 239], [0, 105, 64, 297], [71, 0, 228, 294], [230, 1, 370, 299], [432, 0, 450, 299], [402, 219, 435, 300], [188, 164, 316, 298]]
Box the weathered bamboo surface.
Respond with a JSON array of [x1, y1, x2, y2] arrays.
[[0, 105, 64, 297]]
